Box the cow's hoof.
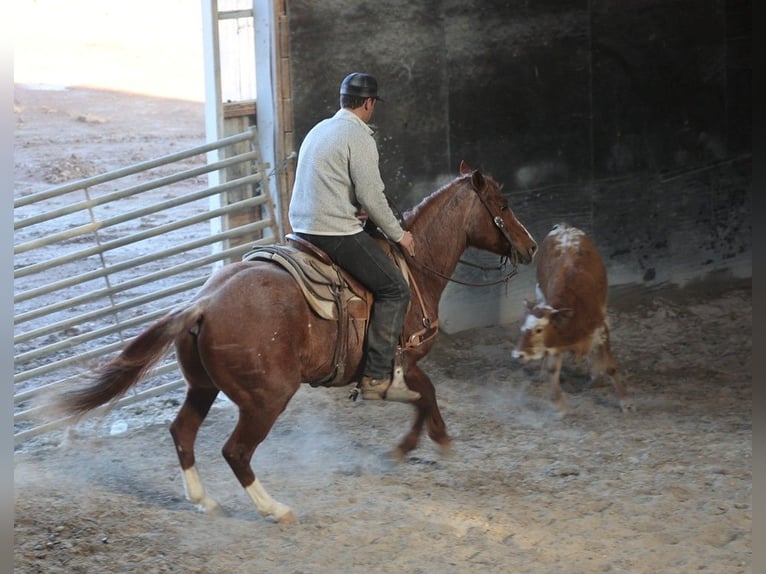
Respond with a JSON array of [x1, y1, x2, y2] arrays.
[[619, 399, 636, 413]]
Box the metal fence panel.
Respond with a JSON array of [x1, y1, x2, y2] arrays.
[[14, 127, 279, 445]]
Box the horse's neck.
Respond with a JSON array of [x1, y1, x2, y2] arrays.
[[404, 183, 471, 305]]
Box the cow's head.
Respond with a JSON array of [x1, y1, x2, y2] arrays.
[[511, 300, 573, 362]]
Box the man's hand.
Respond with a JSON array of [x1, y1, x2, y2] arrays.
[[398, 231, 415, 258]]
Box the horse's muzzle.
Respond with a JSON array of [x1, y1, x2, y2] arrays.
[[510, 243, 536, 266]]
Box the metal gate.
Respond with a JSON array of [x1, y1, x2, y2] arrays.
[[14, 127, 279, 445]]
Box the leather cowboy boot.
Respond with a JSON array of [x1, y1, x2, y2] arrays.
[[359, 367, 421, 402]]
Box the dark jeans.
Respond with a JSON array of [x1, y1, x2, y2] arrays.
[[295, 231, 410, 379]]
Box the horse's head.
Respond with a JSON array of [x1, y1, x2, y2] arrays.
[[459, 160, 537, 265]]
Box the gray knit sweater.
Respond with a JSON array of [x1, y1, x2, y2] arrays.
[[287, 108, 405, 242]]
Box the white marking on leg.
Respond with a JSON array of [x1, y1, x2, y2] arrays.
[[182, 465, 224, 515], [245, 478, 294, 521]]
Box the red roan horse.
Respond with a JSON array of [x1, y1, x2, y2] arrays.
[[55, 161, 537, 523]]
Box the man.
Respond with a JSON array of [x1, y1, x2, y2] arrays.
[[288, 72, 420, 403]]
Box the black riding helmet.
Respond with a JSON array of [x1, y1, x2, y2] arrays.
[[339, 72, 383, 101]]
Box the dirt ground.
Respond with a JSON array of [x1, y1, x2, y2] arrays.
[[13, 85, 752, 573]]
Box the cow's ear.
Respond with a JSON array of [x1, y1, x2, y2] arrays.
[[524, 298, 535, 310], [551, 307, 574, 324]]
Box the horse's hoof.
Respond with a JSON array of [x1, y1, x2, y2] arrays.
[[207, 504, 227, 518], [390, 447, 407, 463], [438, 440, 453, 458], [195, 496, 226, 517], [276, 510, 298, 524]]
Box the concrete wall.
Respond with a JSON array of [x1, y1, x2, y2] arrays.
[[286, 0, 751, 332]]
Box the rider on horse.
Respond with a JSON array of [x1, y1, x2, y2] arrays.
[[287, 72, 420, 403]]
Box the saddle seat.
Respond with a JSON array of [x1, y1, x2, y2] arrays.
[[242, 233, 371, 322]]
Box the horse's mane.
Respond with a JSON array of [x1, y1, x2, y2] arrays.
[[400, 169, 503, 229], [401, 172, 474, 226]]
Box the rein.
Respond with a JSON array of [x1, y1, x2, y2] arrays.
[[413, 256, 519, 287]]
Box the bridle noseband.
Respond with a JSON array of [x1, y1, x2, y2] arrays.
[[444, 183, 520, 285]]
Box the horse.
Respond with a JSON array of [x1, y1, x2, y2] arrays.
[[55, 160, 537, 523]]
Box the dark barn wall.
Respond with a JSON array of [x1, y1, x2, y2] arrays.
[[286, 0, 751, 332], [287, 0, 451, 205]]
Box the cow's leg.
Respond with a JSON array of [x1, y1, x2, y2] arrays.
[[600, 328, 634, 412], [545, 353, 568, 415], [587, 343, 608, 388]]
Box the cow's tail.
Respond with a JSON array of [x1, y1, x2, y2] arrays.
[[55, 301, 206, 419]]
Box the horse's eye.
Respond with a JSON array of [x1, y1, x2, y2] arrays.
[[500, 204, 508, 211]]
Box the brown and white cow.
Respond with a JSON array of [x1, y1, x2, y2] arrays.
[[512, 223, 632, 413]]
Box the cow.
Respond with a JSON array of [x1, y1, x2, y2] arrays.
[[512, 223, 632, 414]]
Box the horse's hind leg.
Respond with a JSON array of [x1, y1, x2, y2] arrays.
[[222, 405, 297, 524], [169, 385, 223, 515]]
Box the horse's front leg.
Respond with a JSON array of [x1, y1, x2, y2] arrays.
[[393, 363, 451, 460]]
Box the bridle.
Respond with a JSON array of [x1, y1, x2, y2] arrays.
[[391, 180, 522, 351], [397, 182, 521, 288]]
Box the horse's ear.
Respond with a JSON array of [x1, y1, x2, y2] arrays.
[[459, 160, 472, 175], [471, 169, 485, 191]]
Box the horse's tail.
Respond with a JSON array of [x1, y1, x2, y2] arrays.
[[56, 301, 205, 419]]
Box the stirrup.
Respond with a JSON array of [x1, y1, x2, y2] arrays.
[[384, 377, 421, 402], [385, 364, 421, 402]]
